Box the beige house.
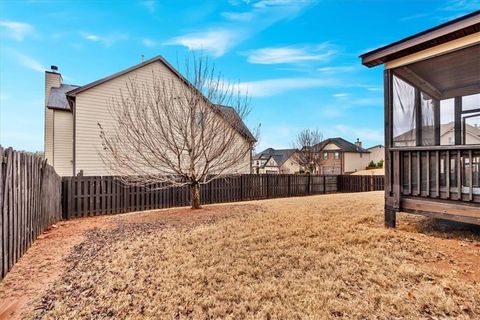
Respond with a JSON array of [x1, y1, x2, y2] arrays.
[[366, 144, 385, 164], [252, 148, 300, 174], [44, 56, 255, 176], [313, 138, 371, 174]]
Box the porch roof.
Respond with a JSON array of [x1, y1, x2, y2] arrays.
[[360, 11, 480, 68]]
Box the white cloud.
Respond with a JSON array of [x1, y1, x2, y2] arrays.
[[246, 44, 336, 64], [221, 11, 254, 21], [317, 66, 355, 73], [141, 38, 157, 47], [333, 93, 350, 98], [0, 21, 33, 41], [169, 0, 315, 56], [253, 0, 314, 9], [234, 77, 339, 97], [12, 52, 44, 73], [335, 125, 383, 142], [165, 29, 242, 57], [140, 0, 157, 13], [80, 32, 128, 47]]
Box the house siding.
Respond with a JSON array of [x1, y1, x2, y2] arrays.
[[367, 146, 385, 163], [279, 154, 300, 174], [75, 61, 251, 176], [44, 72, 61, 165], [319, 152, 343, 175], [53, 110, 73, 176], [343, 152, 370, 173]]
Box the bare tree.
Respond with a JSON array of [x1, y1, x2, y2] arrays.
[[293, 129, 323, 174], [98, 55, 257, 209]]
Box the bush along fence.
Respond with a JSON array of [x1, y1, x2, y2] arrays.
[[0, 147, 62, 279], [62, 174, 384, 219]]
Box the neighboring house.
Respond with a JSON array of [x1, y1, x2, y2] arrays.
[[44, 56, 255, 176], [366, 144, 385, 164], [393, 122, 480, 146], [313, 138, 370, 174], [252, 148, 300, 174]]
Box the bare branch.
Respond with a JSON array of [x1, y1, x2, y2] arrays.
[[98, 54, 256, 208]]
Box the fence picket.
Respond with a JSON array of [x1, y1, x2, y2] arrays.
[[0, 148, 61, 279]]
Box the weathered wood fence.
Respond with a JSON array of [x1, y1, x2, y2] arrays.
[[0, 148, 383, 280], [1, 147, 62, 278], [62, 174, 384, 219], [337, 175, 384, 193]]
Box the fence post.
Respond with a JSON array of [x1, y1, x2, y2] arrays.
[[266, 175, 270, 198], [307, 174, 311, 195], [240, 175, 244, 201], [287, 175, 291, 197]]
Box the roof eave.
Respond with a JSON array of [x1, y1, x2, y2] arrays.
[[360, 10, 480, 68]]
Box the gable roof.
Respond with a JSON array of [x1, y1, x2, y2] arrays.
[[217, 105, 256, 142], [367, 144, 384, 150], [254, 148, 297, 166], [47, 84, 79, 110], [360, 10, 480, 67], [47, 55, 255, 142], [67, 55, 183, 96], [314, 137, 369, 153]]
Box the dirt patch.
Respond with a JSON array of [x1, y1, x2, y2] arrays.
[[0, 216, 113, 320], [392, 213, 480, 284], [0, 203, 261, 320]]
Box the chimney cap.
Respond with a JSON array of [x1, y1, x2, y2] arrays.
[[50, 65, 58, 72]]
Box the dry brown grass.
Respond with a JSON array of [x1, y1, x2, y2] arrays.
[[29, 192, 480, 319]]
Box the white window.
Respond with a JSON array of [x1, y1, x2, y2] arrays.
[[323, 152, 328, 160], [334, 152, 340, 160]]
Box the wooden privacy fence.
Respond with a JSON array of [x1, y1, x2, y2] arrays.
[[337, 175, 384, 193], [1, 147, 62, 279], [62, 174, 383, 219]]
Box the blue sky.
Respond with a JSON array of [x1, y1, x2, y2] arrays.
[[0, 0, 479, 152]]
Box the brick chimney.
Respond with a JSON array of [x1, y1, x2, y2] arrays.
[[355, 138, 362, 149], [44, 65, 62, 165]]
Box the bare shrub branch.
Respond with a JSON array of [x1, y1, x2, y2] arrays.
[[292, 129, 323, 174], [98, 54, 258, 208]]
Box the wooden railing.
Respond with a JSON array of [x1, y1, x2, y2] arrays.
[[390, 146, 480, 203]]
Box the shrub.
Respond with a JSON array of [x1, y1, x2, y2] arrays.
[[368, 160, 376, 168], [377, 159, 384, 168]]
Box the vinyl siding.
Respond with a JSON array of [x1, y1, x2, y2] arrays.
[[44, 108, 54, 164], [53, 110, 73, 176], [75, 60, 251, 176], [44, 72, 61, 165], [343, 152, 370, 173], [279, 154, 301, 174], [367, 146, 385, 163]]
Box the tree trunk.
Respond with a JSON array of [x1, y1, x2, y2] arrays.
[[190, 182, 201, 209]]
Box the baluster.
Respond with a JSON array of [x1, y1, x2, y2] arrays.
[[457, 150, 462, 201], [469, 150, 473, 202], [446, 151, 450, 199]]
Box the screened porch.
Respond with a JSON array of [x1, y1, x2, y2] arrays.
[[387, 44, 480, 204]]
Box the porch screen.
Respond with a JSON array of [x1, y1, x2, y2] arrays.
[[393, 75, 416, 147], [421, 93, 435, 146]]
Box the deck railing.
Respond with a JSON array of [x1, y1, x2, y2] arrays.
[[389, 146, 480, 203]]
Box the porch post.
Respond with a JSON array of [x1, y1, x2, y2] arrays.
[[384, 69, 397, 228]]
